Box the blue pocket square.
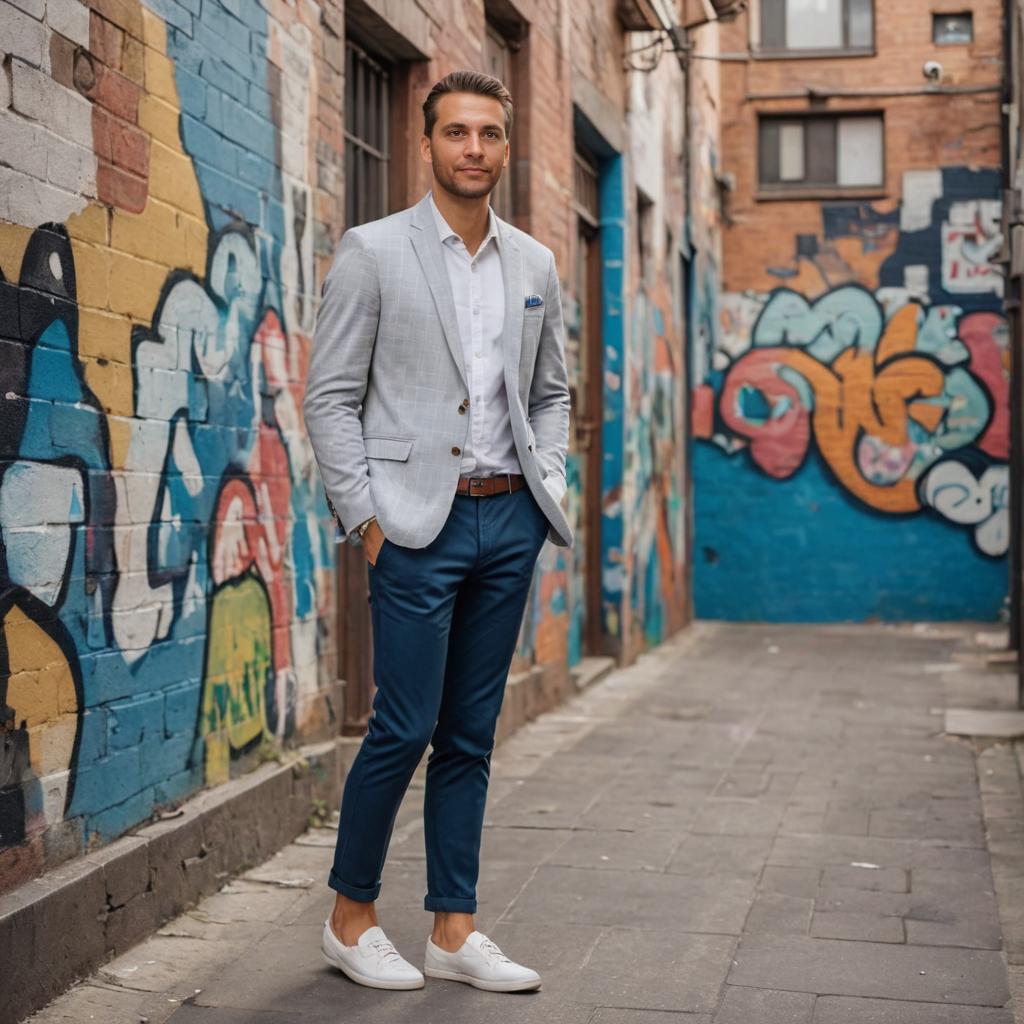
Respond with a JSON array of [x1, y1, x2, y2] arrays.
[[525, 294, 544, 308]]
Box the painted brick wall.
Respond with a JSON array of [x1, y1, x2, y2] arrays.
[[693, 0, 1009, 621], [0, 0, 695, 893], [0, 0, 342, 890]]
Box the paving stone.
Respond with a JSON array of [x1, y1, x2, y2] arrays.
[[569, 927, 736, 1013], [713, 985, 815, 1023], [728, 934, 1009, 1005], [544, 827, 679, 872], [689, 800, 786, 836], [479, 825, 576, 865], [759, 865, 821, 897], [821, 865, 908, 892], [743, 892, 813, 935], [810, 910, 905, 943], [812, 995, 1013, 1023], [578, 794, 701, 831], [485, 777, 607, 829], [667, 834, 774, 880], [505, 864, 754, 933], [768, 834, 991, 873], [591, 1011, 711, 1023]]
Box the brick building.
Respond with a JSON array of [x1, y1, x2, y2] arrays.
[[0, 0, 716, 990], [691, 0, 1009, 621]]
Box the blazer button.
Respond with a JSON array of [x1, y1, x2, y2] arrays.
[[451, 446, 461, 456]]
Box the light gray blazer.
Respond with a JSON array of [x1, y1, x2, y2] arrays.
[[304, 192, 573, 550]]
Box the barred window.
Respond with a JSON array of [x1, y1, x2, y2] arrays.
[[344, 39, 390, 228]]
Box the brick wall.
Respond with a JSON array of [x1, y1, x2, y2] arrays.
[[693, 0, 1009, 621]]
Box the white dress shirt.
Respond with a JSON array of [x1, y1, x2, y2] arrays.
[[429, 192, 520, 478]]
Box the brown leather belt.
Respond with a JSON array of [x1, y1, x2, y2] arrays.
[[456, 473, 526, 497]]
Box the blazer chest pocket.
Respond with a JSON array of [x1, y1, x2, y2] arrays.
[[363, 436, 413, 461]]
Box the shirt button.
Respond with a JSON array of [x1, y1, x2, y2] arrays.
[[458, 406, 466, 414], [451, 446, 461, 456], [475, 351, 482, 358]]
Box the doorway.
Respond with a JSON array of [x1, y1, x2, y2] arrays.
[[571, 147, 605, 659]]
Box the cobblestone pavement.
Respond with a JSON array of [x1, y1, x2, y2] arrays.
[[27, 622, 1024, 1023]]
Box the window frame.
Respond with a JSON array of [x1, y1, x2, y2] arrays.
[[755, 110, 887, 200], [754, 0, 876, 59], [933, 11, 974, 45], [343, 36, 392, 229]]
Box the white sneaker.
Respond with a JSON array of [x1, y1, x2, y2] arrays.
[[321, 920, 425, 990], [424, 930, 542, 992]]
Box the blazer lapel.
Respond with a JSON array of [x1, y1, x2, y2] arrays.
[[409, 196, 469, 390], [496, 221, 524, 392]]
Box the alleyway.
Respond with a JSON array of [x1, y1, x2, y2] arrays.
[[28, 623, 1023, 1023]]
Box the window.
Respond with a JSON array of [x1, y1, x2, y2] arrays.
[[759, 115, 884, 191], [933, 12, 973, 44], [760, 0, 873, 53], [344, 39, 390, 228]]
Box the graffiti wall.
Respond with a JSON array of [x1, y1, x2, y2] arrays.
[[694, 168, 1009, 620], [0, 0, 335, 889]]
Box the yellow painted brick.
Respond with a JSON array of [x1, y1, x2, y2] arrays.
[[148, 138, 204, 217], [141, 5, 167, 51], [183, 214, 209, 276], [106, 415, 133, 468], [78, 306, 132, 363], [145, 40, 178, 105], [106, 250, 167, 320], [139, 92, 181, 149], [110, 198, 189, 267], [70, 240, 111, 313], [82, 356, 134, 417], [122, 34, 145, 85], [0, 222, 31, 282], [67, 203, 110, 247], [5, 670, 55, 728]]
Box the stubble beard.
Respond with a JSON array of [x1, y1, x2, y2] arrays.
[[432, 153, 501, 200]]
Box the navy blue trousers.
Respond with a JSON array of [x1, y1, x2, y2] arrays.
[[328, 485, 549, 913]]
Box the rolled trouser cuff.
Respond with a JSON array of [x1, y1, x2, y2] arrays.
[[424, 894, 477, 913], [328, 870, 381, 902]]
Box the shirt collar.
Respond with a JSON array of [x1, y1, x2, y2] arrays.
[[428, 190, 499, 252]]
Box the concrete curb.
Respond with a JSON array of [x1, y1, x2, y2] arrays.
[[5, 649, 607, 1024]]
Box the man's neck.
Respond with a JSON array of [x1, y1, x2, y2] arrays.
[[432, 187, 491, 256]]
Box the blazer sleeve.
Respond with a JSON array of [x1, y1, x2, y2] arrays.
[[303, 228, 380, 544], [527, 252, 571, 486]]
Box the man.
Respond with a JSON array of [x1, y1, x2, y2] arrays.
[[303, 70, 572, 994]]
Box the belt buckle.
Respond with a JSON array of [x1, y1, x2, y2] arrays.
[[470, 477, 487, 496]]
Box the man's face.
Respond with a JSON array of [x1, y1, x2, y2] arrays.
[[421, 91, 509, 200]]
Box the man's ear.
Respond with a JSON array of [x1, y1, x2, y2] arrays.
[[419, 134, 433, 164]]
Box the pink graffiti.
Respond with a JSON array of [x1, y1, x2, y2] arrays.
[[961, 311, 1009, 459], [719, 348, 812, 478]]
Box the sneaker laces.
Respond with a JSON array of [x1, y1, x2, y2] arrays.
[[368, 937, 402, 964], [478, 937, 512, 963]]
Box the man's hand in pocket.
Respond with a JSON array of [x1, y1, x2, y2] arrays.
[[363, 519, 386, 566]]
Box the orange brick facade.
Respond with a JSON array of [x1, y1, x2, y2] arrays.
[[692, 0, 1010, 621]]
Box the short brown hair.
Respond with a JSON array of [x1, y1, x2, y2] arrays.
[[422, 70, 513, 139]]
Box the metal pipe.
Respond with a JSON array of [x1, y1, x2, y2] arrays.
[[744, 84, 1003, 100]]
